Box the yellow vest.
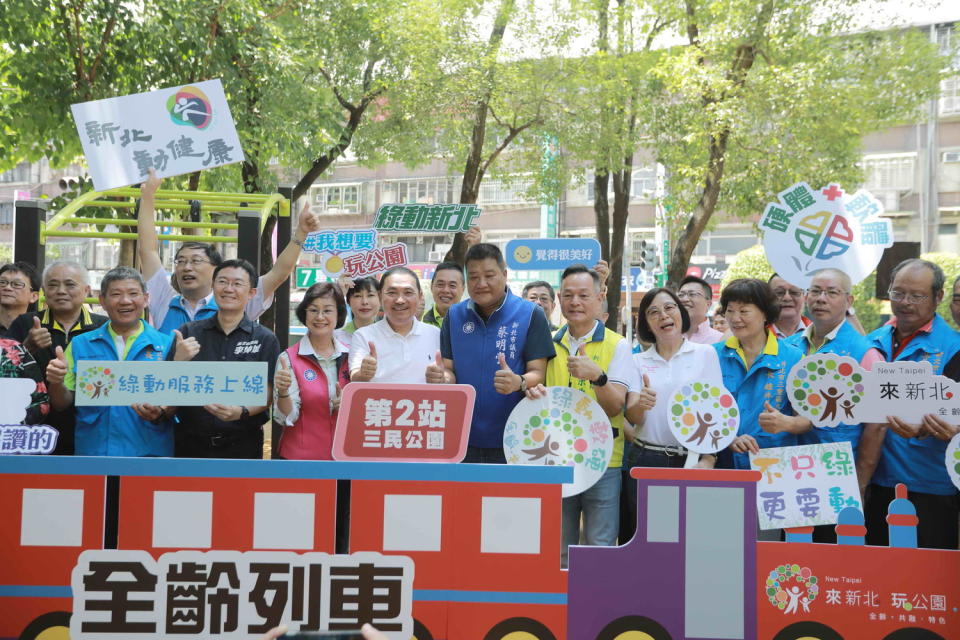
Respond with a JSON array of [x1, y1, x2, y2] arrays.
[[546, 323, 626, 468]]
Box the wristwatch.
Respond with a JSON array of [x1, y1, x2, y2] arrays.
[[519, 374, 528, 394], [240, 406, 250, 420], [592, 372, 609, 387]]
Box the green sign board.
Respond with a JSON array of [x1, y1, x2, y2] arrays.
[[295, 267, 329, 288]]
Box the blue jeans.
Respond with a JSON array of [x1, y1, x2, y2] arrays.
[[561, 466, 621, 567]]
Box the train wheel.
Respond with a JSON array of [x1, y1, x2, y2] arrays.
[[773, 621, 843, 640], [411, 618, 434, 640], [595, 615, 672, 640], [882, 629, 945, 640], [484, 617, 557, 640], [18, 612, 71, 640]]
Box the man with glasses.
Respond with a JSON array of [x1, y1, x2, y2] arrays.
[[138, 169, 320, 335], [166, 259, 281, 458], [0, 262, 40, 338], [858, 259, 960, 549], [768, 274, 810, 338], [523, 280, 558, 331], [678, 275, 724, 344]]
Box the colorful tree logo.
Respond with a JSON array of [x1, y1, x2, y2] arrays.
[[947, 432, 960, 491], [766, 564, 818, 614], [503, 387, 612, 497], [795, 210, 853, 260], [789, 355, 864, 427], [167, 85, 213, 129], [77, 366, 115, 400], [668, 382, 738, 454]]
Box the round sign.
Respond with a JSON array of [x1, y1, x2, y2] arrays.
[[787, 354, 865, 428], [668, 381, 739, 454], [946, 432, 960, 491], [503, 386, 612, 497]]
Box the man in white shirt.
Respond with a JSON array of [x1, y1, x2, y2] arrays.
[[350, 267, 440, 384]]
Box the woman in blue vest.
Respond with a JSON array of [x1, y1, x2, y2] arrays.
[[713, 278, 810, 470]]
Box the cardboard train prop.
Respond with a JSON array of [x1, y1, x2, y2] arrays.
[[0, 456, 957, 640]]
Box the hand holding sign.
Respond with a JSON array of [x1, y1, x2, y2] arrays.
[[356, 342, 378, 382], [730, 434, 760, 454], [46, 346, 68, 386], [275, 358, 293, 396], [173, 329, 200, 362], [494, 353, 520, 395], [25, 316, 52, 353], [142, 168, 161, 198], [568, 344, 602, 382], [132, 403, 165, 422], [922, 413, 960, 442], [425, 351, 446, 384], [464, 225, 482, 247], [332, 383, 342, 413]]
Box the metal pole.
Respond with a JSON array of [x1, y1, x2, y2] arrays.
[[276, 186, 294, 350], [237, 210, 261, 274], [14, 199, 47, 272]]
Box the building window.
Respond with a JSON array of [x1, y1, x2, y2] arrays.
[[478, 178, 535, 205], [942, 75, 960, 117], [939, 223, 957, 235], [382, 177, 458, 205], [0, 162, 32, 183], [0, 202, 13, 225], [692, 228, 756, 259], [311, 183, 361, 214], [586, 166, 658, 202], [861, 154, 916, 192]]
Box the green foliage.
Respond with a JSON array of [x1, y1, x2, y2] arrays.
[[721, 244, 772, 285], [922, 252, 960, 330]]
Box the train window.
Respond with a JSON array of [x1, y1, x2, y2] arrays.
[[253, 493, 316, 550], [684, 486, 745, 639], [21, 488, 84, 547], [383, 494, 442, 552], [646, 485, 679, 543], [480, 496, 541, 554], [153, 491, 213, 548]]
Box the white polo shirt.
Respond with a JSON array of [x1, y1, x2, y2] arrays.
[[349, 317, 441, 383], [628, 338, 724, 446]]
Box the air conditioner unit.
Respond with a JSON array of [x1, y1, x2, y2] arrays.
[[944, 151, 960, 163], [428, 250, 444, 262]]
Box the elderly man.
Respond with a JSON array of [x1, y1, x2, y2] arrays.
[[858, 259, 960, 549], [46, 267, 173, 457], [678, 275, 724, 344], [523, 280, 558, 331], [768, 273, 810, 338], [421, 262, 465, 329], [8, 261, 107, 454], [432, 244, 555, 463], [526, 264, 632, 566]]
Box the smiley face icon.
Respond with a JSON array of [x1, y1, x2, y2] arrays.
[[513, 244, 533, 264]]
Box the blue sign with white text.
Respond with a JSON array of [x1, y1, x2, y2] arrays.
[[505, 238, 602, 271]]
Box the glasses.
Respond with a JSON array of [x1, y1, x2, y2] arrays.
[[888, 289, 929, 304], [677, 290, 705, 300], [645, 302, 679, 318], [772, 288, 805, 299], [214, 278, 250, 290], [807, 287, 847, 300], [0, 279, 29, 290], [174, 257, 212, 267]]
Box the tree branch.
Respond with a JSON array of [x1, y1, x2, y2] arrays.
[[87, 16, 117, 85], [479, 117, 540, 177], [318, 67, 357, 114]]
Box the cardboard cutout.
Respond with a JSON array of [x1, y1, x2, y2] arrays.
[[760, 182, 892, 287]]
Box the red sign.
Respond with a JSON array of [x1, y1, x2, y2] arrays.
[[332, 383, 475, 462]]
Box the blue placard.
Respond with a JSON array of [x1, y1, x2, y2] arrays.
[[505, 238, 601, 271]]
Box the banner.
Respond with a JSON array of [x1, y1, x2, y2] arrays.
[[505, 238, 601, 271], [71, 79, 244, 191]]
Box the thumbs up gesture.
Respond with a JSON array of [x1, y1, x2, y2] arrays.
[[494, 352, 523, 395], [46, 345, 68, 386], [296, 201, 320, 235], [635, 373, 656, 411], [425, 350, 447, 384], [275, 357, 293, 396], [173, 329, 200, 361], [758, 400, 789, 434], [356, 341, 378, 382], [24, 315, 52, 353], [568, 343, 602, 382]]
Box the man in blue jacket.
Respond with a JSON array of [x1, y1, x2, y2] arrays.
[[431, 244, 555, 463], [46, 267, 174, 456], [859, 259, 960, 549]]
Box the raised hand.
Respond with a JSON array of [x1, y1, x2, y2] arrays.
[[425, 350, 446, 384], [25, 316, 52, 353], [634, 373, 656, 411], [357, 341, 378, 381], [142, 167, 161, 197], [568, 344, 602, 382], [494, 352, 521, 395], [297, 201, 320, 235], [173, 329, 200, 361], [275, 358, 293, 396], [46, 345, 68, 385], [464, 225, 482, 247]]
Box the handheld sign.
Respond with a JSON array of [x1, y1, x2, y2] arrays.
[[505, 238, 601, 271], [948, 432, 960, 490], [759, 182, 892, 287], [503, 386, 612, 497], [332, 383, 474, 462], [71, 79, 244, 191], [667, 381, 739, 455], [0, 378, 58, 454], [750, 442, 861, 530], [75, 361, 267, 407], [373, 203, 480, 233]]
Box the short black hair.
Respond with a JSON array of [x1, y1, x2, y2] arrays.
[[379, 266, 421, 294], [0, 261, 40, 292], [523, 280, 556, 299], [432, 262, 464, 283], [679, 275, 712, 301], [720, 278, 780, 323], [175, 241, 223, 266], [213, 259, 258, 288], [346, 276, 379, 300], [465, 243, 506, 270], [559, 265, 601, 292], [296, 282, 347, 328], [635, 287, 690, 343]]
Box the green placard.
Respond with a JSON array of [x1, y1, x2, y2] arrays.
[[295, 267, 323, 288]]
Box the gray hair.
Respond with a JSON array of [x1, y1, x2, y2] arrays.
[[42, 260, 89, 286], [808, 268, 852, 294], [890, 258, 944, 295], [100, 266, 146, 294]]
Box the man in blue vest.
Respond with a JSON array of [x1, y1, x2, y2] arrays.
[[137, 169, 320, 334], [858, 259, 960, 549], [45, 267, 174, 456], [433, 244, 555, 463]]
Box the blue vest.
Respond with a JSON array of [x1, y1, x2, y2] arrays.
[[158, 295, 218, 335], [786, 320, 871, 455], [866, 314, 960, 495], [72, 321, 174, 457], [715, 335, 804, 469], [447, 289, 537, 448]]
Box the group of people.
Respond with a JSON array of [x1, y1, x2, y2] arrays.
[[2, 170, 958, 555]]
